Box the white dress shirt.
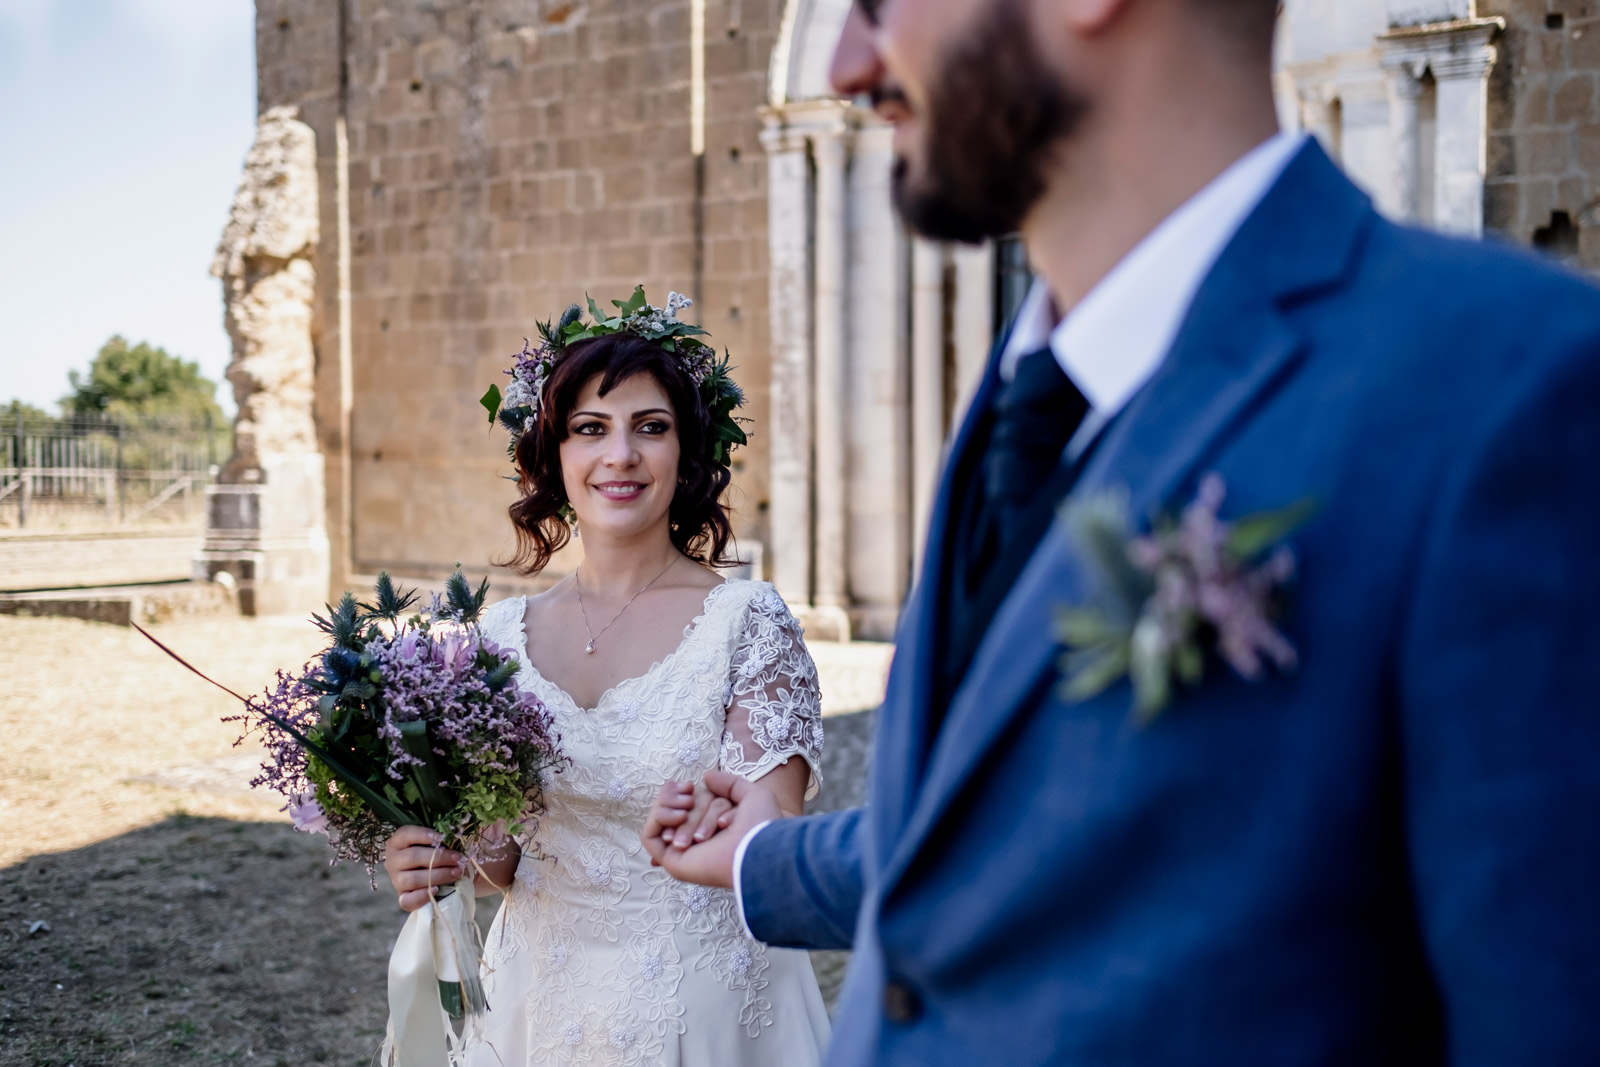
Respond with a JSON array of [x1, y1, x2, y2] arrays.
[[730, 130, 1307, 939]]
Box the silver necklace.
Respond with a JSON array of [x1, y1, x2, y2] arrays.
[[575, 556, 678, 654]]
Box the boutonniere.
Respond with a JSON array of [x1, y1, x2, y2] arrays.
[[1054, 474, 1314, 720]]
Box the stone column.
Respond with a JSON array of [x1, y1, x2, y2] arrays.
[[760, 115, 815, 606], [846, 118, 910, 639], [1299, 85, 1342, 160], [1432, 44, 1497, 237], [1380, 20, 1501, 237], [1383, 59, 1427, 222], [812, 119, 852, 611], [199, 106, 330, 616], [910, 238, 944, 565], [951, 241, 995, 418]]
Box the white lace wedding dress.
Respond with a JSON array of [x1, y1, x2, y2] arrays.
[[470, 579, 832, 1067]]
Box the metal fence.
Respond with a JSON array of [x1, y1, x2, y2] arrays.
[[0, 411, 231, 529]]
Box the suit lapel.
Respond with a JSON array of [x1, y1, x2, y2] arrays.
[[874, 348, 1004, 840], [879, 141, 1376, 893]]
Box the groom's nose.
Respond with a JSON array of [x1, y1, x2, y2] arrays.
[[829, 4, 884, 99]]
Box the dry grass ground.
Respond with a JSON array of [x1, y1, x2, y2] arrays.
[[0, 613, 398, 1065], [0, 612, 885, 1066]]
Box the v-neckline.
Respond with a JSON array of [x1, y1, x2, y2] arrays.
[[511, 580, 735, 714]]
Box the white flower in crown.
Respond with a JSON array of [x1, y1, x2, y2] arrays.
[[626, 291, 693, 334]]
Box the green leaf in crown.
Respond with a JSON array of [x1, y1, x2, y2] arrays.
[[483, 286, 748, 473]]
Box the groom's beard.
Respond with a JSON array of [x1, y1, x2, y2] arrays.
[[890, 0, 1089, 245]]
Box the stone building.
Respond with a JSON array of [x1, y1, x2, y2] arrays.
[[244, 0, 1598, 634], [1278, 0, 1600, 265]]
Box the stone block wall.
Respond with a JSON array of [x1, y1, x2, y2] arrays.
[[1482, 0, 1600, 270], [253, 0, 782, 589]]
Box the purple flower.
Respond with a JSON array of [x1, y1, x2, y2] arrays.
[[430, 631, 474, 677], [288, 795, 329, 836], [223, 576, 565, 870], [1058, 474, 1310, 718]]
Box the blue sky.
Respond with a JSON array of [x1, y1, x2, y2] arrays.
[[0, 0, 255, 414]]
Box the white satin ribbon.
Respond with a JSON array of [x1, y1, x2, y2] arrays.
[[381, 878, 489, 1067]]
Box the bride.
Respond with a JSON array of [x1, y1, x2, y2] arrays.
[[381, 291, 830, 1066]]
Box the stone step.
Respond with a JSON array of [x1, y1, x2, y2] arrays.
[[0, 580, 236, 627], [0, 528, 202, 592]]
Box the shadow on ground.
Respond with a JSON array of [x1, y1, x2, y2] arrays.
[[0, 708, 879, 1064], [0, 815, 394, 1066]]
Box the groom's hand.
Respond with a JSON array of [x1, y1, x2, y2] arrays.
[[642, 769, 781, 890]]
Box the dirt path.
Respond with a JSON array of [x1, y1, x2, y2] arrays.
[[0, 613, 325, 867]]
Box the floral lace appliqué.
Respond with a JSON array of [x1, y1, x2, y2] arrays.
[[470, 584, 821, 1063]]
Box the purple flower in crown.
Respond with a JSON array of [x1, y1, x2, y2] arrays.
[[479, 285, 749, 470], [1055, 474, 1314, 720]]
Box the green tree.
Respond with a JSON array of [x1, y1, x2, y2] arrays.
[[64, 336, 223, 423], [2, 399, 53, 422]]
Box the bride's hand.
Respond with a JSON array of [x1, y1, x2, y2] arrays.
[[652, 770, 781, 890], [382, 825, 466, 912], [642, 781, 735, 864]]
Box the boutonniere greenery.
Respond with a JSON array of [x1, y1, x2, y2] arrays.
[[1055, 474, 1314, 721]]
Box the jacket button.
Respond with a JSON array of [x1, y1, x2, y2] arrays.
[[882, 981, 922, 1024]]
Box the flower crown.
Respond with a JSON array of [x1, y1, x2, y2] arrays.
[[480, 286, 748, 468]]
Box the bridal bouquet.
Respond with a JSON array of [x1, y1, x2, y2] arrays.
[[136, 570, 564, 1067]]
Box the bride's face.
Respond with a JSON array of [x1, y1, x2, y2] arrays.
[[559, 371, 682, 540]]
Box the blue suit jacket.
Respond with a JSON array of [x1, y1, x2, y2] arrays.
[[742, 141, 1600, 1064]]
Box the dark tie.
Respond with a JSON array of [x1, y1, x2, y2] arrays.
[[942, 347, 1091, 693]]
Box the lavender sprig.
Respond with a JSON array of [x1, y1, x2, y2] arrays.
[[1056, 475, 1313, 720]]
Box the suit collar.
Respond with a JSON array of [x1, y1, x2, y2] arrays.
[[998, 131, 1306, 411], [879, 140, 1375, 892]]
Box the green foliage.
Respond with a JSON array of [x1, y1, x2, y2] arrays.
[[64, 336, 222, 422], [311, 592, 366, 650], [452, 771, 528, 833], [479, 383, 502, 426], [443, 566, 490, 624], [1226, 497, 1319, 561], [397, 720, 454, 826], [702, 352, 750, 466], [361, 571, 420, 625], [2, 399, 52, 422]]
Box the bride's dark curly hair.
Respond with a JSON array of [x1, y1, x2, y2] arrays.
[[502, 332, 737, 576]]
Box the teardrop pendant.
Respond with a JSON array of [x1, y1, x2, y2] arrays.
[[585, 641, 596, 654]]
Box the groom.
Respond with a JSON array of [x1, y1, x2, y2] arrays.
[[646, 0, 1600, 1061]]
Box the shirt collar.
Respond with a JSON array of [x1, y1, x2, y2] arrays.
[[1000, 131, 1306, 418]]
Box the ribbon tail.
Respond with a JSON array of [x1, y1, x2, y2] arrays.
[[381, 901, 451, 1067], [435, 878, 491, 1063]]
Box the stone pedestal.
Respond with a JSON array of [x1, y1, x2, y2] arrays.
[[195, 454, 330, 616]]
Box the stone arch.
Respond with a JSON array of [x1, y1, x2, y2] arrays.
[[759, 0, 997, 640], [768, 0, 852, 106]]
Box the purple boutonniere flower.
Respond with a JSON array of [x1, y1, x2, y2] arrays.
[[1055, 474, 1314, 720]]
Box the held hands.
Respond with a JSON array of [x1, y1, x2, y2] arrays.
[[641, 769, 781, 890], [382, 825, 467, 912]]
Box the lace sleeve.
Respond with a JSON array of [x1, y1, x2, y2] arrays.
[[719, 586, 824, 800]]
